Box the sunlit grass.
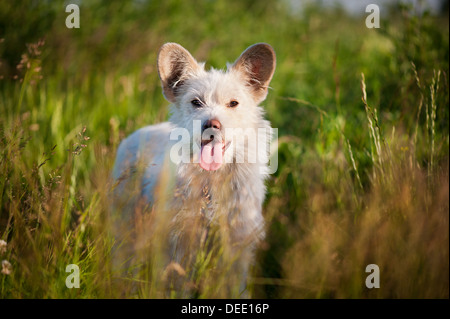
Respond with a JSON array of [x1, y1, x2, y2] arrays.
[[0, 0, 448, 298]]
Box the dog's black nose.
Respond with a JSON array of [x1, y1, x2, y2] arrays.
[[203, 119, 221, 131]]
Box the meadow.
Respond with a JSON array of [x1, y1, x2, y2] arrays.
[[0, 0, 448, 298]]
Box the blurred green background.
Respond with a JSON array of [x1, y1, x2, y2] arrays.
[[0, 0, 448, 298]]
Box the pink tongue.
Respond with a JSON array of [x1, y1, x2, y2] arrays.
[[200, 142, 223, 171]]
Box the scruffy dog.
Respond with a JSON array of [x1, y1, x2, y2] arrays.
[[112, 43, 276, 297]]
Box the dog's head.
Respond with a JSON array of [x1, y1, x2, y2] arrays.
[[157, 43, 276, 171]]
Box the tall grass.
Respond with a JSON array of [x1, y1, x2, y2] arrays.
[[0, 0, 448, 298], [256, 70, 448, 298]]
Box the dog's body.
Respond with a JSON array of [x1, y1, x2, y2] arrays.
[[112, 43, 276, 296]]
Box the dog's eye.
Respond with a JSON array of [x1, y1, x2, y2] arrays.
[[191, 99, 203, 108], [228, 100, 239, 108]]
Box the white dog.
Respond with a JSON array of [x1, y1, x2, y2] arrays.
[[112, 42, 276, 297]]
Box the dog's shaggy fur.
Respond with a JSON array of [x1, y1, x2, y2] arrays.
[[112, 43, 276, 296]]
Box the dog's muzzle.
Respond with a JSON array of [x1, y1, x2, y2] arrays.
[[199, 119, 230, 171]]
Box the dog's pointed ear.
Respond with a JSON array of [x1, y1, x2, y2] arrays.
[[231, 43, 276, 103], [157, 43, 200, 103]]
